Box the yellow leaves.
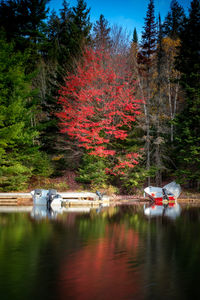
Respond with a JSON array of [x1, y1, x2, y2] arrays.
[[162, 37, 181, 79], [163, 37, 180, 48], [162, 37, 180, 59], [51, 154, 64, 161]]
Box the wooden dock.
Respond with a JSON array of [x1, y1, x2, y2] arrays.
[[0, 192, 110, 206], [0, 193, 29, 206]]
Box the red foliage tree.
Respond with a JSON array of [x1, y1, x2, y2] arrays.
[[57, 48, 142, 175]]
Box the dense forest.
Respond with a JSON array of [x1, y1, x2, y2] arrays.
[[0, 0, 199, 192]]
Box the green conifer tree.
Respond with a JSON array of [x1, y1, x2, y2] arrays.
[[0, 0, 50, 70], [174, 0, 200, 188], [0, 0, 19, 41], [0, 37, 51, 191], [69, 0, 92, 55], [132, 27, 138, 43], [93, 14, 111, 50], [38, 0, 92, 174], [138, 0, 157, 185], [139, 0, 157, 65], [163, 0, 185, 39]]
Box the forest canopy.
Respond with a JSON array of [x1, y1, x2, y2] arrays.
[[0, 0, 199, 192]]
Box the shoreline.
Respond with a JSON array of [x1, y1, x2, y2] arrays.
[[0, 191, 200, 206]]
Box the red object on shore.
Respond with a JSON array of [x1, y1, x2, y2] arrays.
[[144, 181, 181, 204]]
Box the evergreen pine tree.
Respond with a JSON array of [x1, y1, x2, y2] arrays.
[[132, 27, 138, 43], [93, 14, 111, 50], [154, 14, 166, 185], [137, 0, 157, 185], [0, 37, 51, 191], [0, 0, 50, 69], [47, 1, 72, 68], [163, 0, 185, 39], [46, 10, 62, 62], [139, 0, 157, 65], [157, 15, 164, 74], [0, 0, 19, 41], [174, 0, 200, 188], [38, 3, 72, 170], [69, 0, 92, 55], [38, 0, 92, 174]]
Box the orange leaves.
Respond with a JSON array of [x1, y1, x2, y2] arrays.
[[57, 47, 142, 170], [90, 147, 116, 157], [105, 153, 140, 176]]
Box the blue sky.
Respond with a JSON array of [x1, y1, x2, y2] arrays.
[[49, 0, 191, 37]]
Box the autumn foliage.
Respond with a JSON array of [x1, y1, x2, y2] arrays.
[[58, 48, 142, 175]]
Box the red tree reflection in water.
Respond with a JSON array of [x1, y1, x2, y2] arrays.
[[58, 223, 142, 300]]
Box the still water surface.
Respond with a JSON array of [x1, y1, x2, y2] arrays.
[[0, 204, 200, 300]]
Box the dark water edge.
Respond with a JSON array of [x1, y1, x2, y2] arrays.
[[1, 204, 200, 300]]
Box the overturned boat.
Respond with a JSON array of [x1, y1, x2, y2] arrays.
[[144, 181, 181, 204], [31, 189, 64, 209]]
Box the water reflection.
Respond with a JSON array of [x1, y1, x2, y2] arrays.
[[30, 206, 95, 220], [30, 205, 63, 220], [58, 222, 141, 300], [144, 202, 181, 219], [1, 204, 200, 300]]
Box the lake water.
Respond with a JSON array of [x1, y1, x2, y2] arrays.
[[0, 204, 200, 300]]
